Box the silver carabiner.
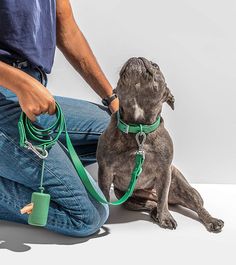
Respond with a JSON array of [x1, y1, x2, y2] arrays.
[[24, 141, 48, 159], [135, 131, 146, 151]]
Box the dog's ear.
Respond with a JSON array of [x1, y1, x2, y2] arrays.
[[164, 87, 175, 110]]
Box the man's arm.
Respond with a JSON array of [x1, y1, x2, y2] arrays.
[[56, 0, 119, 113]]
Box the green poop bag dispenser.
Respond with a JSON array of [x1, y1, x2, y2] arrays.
[[18, 105, 66, 227], [19, 141, 50, 227], [27, 192, 51, 226]]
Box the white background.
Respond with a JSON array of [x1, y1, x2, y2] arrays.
[[48, 0, 236, 184], [1, 1, 235, 261]]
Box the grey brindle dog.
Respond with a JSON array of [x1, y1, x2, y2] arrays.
[[96, 57, 224, 232]]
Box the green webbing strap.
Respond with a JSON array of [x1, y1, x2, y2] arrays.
[[117, 110, 161, 134], [18, 102, 145, 205]]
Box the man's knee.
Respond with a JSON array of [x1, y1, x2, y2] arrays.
[[65, 202, 109, 237], [98, 203, 109, 227], [82, 203, 109, 237]]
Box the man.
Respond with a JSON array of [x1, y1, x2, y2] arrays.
[[0, 0, 118, 237]]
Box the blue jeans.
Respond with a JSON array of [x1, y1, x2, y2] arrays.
[[0, 60, 110, 237]]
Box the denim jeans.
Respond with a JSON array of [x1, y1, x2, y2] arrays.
[[0, 60, 110, 237]]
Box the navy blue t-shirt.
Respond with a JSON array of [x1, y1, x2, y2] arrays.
[[0, 0, 56, 73]]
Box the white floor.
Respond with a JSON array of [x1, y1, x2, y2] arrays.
[[0, 183, 235, 265]]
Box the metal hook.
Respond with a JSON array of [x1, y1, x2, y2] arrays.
[[135, 132, 146, 150], [24, 141, 48, 159]]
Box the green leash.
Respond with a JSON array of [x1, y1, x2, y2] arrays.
[[18, 102, 161, 211]]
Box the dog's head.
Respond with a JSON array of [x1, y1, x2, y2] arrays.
[[115, 57, 174, 123]]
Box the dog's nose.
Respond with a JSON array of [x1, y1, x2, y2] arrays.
[[137, 57, 146, 64], [137, 57, 144, 61], [128, 57, 142, 64], [127, 57, 146, 68], [137, 57, 154, 75]]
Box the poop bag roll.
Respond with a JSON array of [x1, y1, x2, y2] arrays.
[[28, 192, 50, 226]]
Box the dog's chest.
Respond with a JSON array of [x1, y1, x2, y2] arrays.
[[112, 146, 159, 191], [97, 118, 173, 192]]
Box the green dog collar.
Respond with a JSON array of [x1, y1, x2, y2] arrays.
[[116, 110, 161, 134]]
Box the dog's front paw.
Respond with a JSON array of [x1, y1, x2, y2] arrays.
[[150, 208, 177, 230], [205, 218, 224, 233]]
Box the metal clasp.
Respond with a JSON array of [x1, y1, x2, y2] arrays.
[[136, 149, 145, 159], [24, 141, 48, 159], [135, 131, 146, 158]]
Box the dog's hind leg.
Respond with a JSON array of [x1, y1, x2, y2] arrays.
[[114, 187, 157, 211], [168, 165, 224, 233]]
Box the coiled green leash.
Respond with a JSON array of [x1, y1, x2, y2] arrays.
[[18, 102, 161, 226]]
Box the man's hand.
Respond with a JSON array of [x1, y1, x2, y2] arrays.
[[16, 77, 56, 122], [108, 97, 119, 114]]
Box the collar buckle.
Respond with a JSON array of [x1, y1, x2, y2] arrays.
[[125, 124, 129, 134]]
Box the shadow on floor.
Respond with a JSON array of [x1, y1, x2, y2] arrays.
[[106, 203, 201, 225], [0, 189, 202, 253], [107, 191, 201, 225], [0, 220, 110, 252], [0, 204, 201, 253]]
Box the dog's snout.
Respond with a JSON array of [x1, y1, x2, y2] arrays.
[[119, 57, 159, 79], [119, 57, 143, 77], [125, 57, 144, 65], [137, 57, 146, 64], [130, 57, 146, 66]]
